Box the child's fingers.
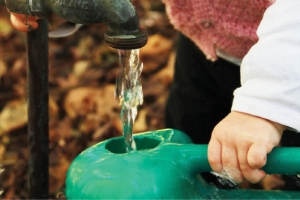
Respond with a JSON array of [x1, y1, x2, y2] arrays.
[[243, 168, 266, 184], [247, 142, 268, 169], [238, 142, 267, 183], [10, 13, 38, 32], [208, 139, 223, 172], [222, 146, 244, 183], [238, 147, 266, 184]]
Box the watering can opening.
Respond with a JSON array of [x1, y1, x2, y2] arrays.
[[105, 137, 161, 154]]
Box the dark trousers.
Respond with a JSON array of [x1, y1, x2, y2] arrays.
[[165, 33, 300, 147]]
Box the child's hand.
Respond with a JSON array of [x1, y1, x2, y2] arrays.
[[208, 111, 285, 183], [10, 12, 38, 32]]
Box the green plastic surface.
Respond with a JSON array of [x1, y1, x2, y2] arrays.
[[66, 129, 300, 199]]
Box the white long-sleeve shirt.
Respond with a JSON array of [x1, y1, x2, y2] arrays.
[[232, 0, 300, 132]]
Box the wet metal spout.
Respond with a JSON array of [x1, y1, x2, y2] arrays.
[[0, 0, 148, 49], [44, 0, 148, 49], [45, 0, 138, 31]]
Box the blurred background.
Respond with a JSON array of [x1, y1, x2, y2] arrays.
[[0, 0, 179, 198]]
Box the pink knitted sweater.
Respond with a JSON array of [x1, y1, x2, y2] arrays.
[[162, 0, 274, 60]]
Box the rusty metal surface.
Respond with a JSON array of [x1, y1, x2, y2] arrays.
[[1, 0, 140, 32], [26, 19, 49, 199], [3, 0, 32, 15]]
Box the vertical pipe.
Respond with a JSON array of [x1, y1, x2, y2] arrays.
[[26, 19, 49, 199]]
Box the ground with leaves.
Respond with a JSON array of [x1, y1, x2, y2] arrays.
[[0, 1, 178, 198]]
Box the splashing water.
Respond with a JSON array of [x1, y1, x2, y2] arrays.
[[116, 49, 143, 152], [211, 171, 238, 188]]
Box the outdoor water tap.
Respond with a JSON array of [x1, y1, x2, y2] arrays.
[[66, 129, 300, 199], [0, 0, 147, 49]]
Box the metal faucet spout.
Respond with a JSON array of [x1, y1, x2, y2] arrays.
[[45, 0, 148, 49], [45, 0, 137, 32], [0, 0, 148, 49]]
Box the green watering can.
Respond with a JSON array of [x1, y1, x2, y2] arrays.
[[66, 129, 300, 199]]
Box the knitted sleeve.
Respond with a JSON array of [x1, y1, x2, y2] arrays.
[[232, 0, 300, 132], [161, 0, 271, 61]]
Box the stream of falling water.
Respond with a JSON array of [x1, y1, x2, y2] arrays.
[[116, 49, 143, 152]]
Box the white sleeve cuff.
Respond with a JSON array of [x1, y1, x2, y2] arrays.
[[232, 95, 300, 132]]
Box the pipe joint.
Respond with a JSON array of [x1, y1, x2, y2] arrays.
[[29, 0, 50, 18]]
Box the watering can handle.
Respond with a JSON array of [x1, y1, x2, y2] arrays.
[[169, 144, 300, 175], [262, 147, 300, 175]]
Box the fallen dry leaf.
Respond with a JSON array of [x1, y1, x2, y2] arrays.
[[140, 34, 174, 74], [0, 59, 7, 78], [49, 95, 59, 120], [0, 17, 14, 38], [0, 100, 27, 136], [49, 155, 70, 194], [150, 51, 175, 86], [49, 117, 72, 143], [140, 34, 173, 56], [63, 85, 120, 120], [72, 60, 90, 77]]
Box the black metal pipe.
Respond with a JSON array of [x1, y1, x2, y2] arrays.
[[27, 19, 49, 199]]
